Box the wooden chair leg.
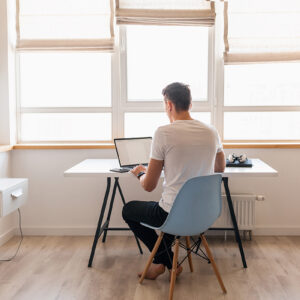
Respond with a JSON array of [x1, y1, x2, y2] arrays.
[[185, 236, 194, 272], [200, 235, 227, 294], [169, 238, 180, 300], [139, 232, 164, 284]]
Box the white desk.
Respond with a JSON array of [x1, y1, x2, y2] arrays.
[[64, 158, 278, 268], [64, 158, 277, 178]]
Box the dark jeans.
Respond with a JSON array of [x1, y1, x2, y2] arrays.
[[122, 201, 174, 269]]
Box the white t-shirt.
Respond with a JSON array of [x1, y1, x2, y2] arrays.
[[151, 119, 223, 213]]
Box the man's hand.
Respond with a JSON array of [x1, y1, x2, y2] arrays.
[[131, 159, 163, 192], [131, 165, 147, 178]]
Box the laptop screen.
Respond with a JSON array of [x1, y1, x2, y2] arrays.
[[114, 137, 152, 167]]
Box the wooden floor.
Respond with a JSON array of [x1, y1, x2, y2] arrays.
[[0, 235, 300, 300]]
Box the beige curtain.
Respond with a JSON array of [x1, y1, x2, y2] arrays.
[[16, 0, 115, 51], [224, 0, 300, 63], [116, 0, 215, 26]]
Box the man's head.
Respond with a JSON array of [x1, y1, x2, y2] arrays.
[[162, 82, 192, 113]]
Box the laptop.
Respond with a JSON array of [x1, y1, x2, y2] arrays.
[[110, 137, 152, 173]]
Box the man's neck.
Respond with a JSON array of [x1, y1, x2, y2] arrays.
[[171, 112, 193, 122]]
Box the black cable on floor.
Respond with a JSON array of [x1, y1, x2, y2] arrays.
[[0, 208, 23, 262]]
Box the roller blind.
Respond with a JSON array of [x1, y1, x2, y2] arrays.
[[16, 0, 114, 51], [224, 0, 300, 63], [116, 0, 215, 26]]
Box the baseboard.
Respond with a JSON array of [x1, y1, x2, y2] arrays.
[[208, 227, 300, 236], [19, 226, 131, 236], [253, 226, 300, 236], [14, 226, 300, 237], [0, 227, 17, 247]]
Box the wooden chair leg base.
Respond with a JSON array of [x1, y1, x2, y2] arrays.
[[169, 238, 180, 300], [200, 235, 227, 294], [139, 233, 227, 299], [139, 232, 164, 284]]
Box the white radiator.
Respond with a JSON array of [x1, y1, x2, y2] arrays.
[[211, 194, 256, 230]]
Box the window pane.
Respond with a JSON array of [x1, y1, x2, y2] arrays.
[[225, 63, 300, 106], [125, 112, 210, 138], [126, 26, 208, 101], [224, 112, 300, 140], [191, 112, 211, 125], [125, 113, 168, 137], [20, 113, 111, 141], [20, 52, 111, 107]]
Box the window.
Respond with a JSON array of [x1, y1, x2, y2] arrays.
[[126, 26, 208, 101], [17, 0, 114, 143], [21, 113, 111, 142], [224, 63, 300, 107], [17, 24, 212, 142], [120, 25, 213, 138], [15, 1, 300, 144], [20, 52, 111, 108], [18, 52, 112, 142], [223, 0, 300, 142], [224, 63, 300, 141]]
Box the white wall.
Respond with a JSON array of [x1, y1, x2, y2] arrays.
[[0, 0, 17, 245], [0, 0, 10, 144], [10, 148, 300, 236], [0, 152, 16, 246], [0, 0, 16, 145], [11, 149, 162, 235], [1, 0, 299, 237]]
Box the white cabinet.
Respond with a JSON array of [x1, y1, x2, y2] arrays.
[[0, 178, 28, 217]]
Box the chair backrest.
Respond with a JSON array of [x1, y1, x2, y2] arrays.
[[160, 174, 222, 236]]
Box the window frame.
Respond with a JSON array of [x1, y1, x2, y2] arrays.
[[16, 51, 115, 143], [15, 22, 300, 145], [221, 0, 300, 143], [222, 65, 300, 143], [222, 107, 300, 143], [117, 25, 215, 139]]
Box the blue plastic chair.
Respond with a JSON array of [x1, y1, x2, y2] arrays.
[[139, 174, 227, 300]]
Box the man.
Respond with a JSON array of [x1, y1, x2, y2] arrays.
[[122, 82, 225, 280]]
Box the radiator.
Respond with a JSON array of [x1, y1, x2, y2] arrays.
[[211, 194, 256, 230]]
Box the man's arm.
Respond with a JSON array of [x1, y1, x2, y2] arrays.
[[131, 158, 163, 192], [214, 150, 226, 173]]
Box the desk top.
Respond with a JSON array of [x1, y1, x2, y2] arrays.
[[64, 158, 278, 178]]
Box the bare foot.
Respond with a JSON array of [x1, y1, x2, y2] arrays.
[[138, 263, 165, 280], [168, 264, 183, 280]]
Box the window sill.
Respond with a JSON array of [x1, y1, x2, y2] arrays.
[[223, 143, 300, 149], [11, 142, 300, 149], [13, 143, 115, 150], [0, 145, 13, 152]]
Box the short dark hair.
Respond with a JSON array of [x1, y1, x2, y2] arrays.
[[162, 82, 191, 112]]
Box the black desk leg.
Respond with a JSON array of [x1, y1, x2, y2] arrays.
[[102, 178, 143, 254], [102, 178, 119, 243], [116, 180, 143, 254], [88, 177, 111, 268], [223, 177, 247, 268]]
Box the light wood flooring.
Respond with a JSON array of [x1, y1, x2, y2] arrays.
[[0, 235, 300, 300]]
